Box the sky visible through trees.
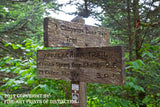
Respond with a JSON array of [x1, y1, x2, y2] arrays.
[[49, 0, 101, 25]]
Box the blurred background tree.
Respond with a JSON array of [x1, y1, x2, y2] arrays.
[[0, 0, 58, 58]]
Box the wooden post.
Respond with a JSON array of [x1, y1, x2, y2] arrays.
[[79, 82, 87, 107], [71, 81, 87, 107], [71, 16, 87, 107]]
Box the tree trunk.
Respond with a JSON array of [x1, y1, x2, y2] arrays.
[[127, 0, 133, 61], [133, 0, 142, 60], [133, 0, 146, 107]]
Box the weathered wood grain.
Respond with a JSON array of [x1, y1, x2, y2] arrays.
[[44, 17, 110, 47], [37, 46, 125, 85]]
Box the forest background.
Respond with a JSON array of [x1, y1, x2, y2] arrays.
[[0, 0, 159, 107]]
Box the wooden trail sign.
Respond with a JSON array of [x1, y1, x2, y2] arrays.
[[38, 17, 125, 107], [44, 17, 110, 47], [37, 46, 125, 85]]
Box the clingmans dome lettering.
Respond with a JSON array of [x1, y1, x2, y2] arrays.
[[37, 46, 125, 85], [44, 17, 110, 47]]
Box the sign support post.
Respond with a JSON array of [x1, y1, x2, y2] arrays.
[[71, 16, 87, 107]]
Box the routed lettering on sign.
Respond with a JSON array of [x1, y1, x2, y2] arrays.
[[44, 17, 110, 47], [37, 46, 125, 85]]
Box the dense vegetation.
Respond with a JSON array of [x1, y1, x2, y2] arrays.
[[0, 0, 159, 107]]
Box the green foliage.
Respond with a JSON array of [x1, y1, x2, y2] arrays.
[[125, 41, 160, 106], [0, 0, 58, 58], [0, 39, 71, 107]]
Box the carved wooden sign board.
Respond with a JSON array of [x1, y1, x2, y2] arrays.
[[37, 46, 125, 85], [44, 17, 110, 47], [38, 17, 125, 106]]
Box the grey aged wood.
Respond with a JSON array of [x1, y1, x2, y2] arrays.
[[79, 82, 87, 107], [44, 17, 110, 47], [37, 46, 125, 85]]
